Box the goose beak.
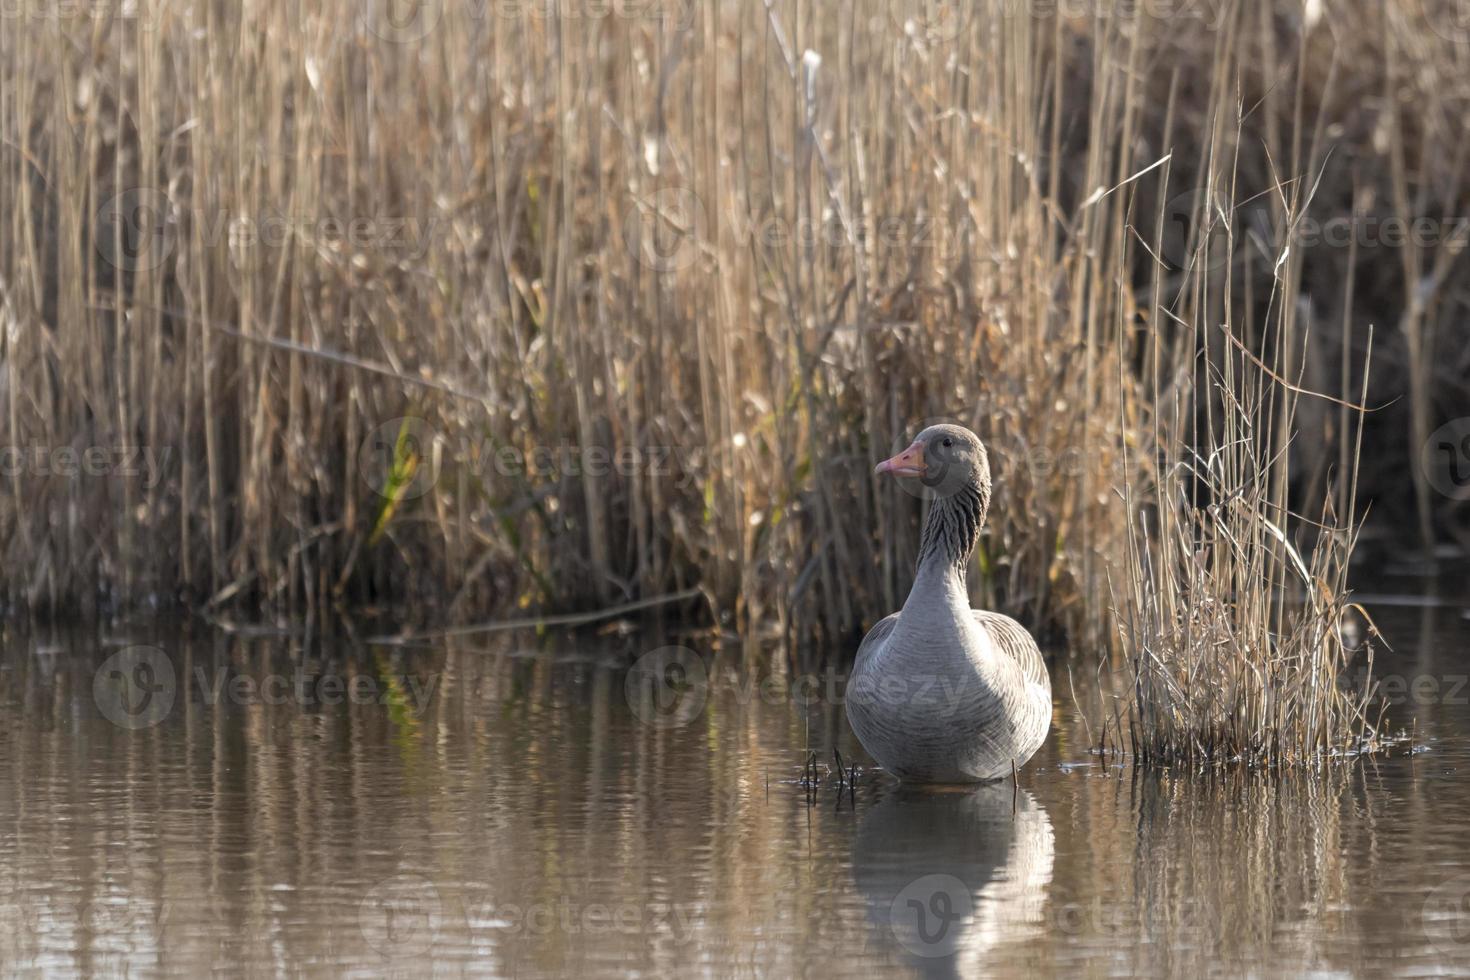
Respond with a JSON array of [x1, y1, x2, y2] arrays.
[[875, 440, 926, 478]]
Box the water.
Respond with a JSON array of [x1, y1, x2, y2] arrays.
[[2, 589, 1468, 978]]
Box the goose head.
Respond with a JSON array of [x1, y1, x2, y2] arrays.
[[875, 423, 993, 572], [874, 423, 990, 500]]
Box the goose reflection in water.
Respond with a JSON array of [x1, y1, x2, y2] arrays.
[[852, 782, 1055, 975]]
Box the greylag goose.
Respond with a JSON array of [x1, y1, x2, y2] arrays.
[[847, 424, 1051, 783]]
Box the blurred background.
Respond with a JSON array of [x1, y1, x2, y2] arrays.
[[3, 0, 1468, 648]]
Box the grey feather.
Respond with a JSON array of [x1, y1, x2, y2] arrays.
[[848, 425, 1052, 783]]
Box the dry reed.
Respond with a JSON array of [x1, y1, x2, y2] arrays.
[[2, 2, 1465, 759]]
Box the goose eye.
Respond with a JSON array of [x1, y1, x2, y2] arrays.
[[942, 437, 953, 448]]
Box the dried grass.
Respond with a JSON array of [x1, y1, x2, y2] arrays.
[[1, 3, 1465, 759]]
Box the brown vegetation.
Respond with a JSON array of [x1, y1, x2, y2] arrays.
[[3, 2, 1466, 755]]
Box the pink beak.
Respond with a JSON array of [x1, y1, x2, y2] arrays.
[[875, 440, 926, 478]]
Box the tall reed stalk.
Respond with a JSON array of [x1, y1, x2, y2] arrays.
[[1, 3, 1463, 738]]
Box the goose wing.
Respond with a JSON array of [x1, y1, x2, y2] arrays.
[[972, 610, 1049, 694], [854, 612, 900, 669]]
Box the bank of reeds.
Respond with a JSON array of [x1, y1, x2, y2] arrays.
[[1, 3, 1465, 759], [1109, 182, 1386, 760]]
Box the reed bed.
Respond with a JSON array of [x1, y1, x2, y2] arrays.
[[1, 2, 1465, 757], [1109, 278, 1386, 763]]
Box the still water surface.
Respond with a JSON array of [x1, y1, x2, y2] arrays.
[[2, 587, 1469, 977]]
